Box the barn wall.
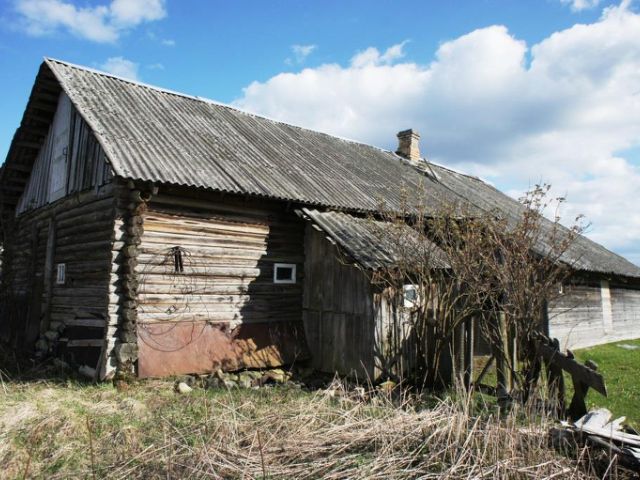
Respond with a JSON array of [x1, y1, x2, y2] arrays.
[[302, 225, 429, 381], [0, 185, 116, 369], [548, 279, 640, 349], [134, 189, 308, 378], [610, 283, 640, 342], [302, 225, 376, 379], [0, 90, 115, 374]]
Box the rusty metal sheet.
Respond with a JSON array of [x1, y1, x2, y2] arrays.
[[137, 320, 309, 378]]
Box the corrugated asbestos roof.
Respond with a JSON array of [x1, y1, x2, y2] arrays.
[[431, 166, 640, 278], [44, 58, 458, 214], [3, 58, 640, 279], [299, 208, 450, 270]]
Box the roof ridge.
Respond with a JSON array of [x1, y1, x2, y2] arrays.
[[44, 57, 400, 159]]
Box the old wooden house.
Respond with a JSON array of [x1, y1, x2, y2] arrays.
[[1, 59, 639, 381]]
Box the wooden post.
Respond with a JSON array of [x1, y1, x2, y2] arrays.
[[494, 312, 509, 396], [454, 321, 465, 384], [463, 316, 475, 390], [567, 359, 599, 421], [41, 216, 56, 334], [545, 338, 566, 417]]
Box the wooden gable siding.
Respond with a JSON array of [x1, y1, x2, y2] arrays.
[[0, 89, 116, 372], [16, 93, 112, 215], [135, 191, 308, 378]]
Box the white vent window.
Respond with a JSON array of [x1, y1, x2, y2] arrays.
[[274, 263, 296, 284], [403, 284, 419, 308], [56, 263, 66, 285]]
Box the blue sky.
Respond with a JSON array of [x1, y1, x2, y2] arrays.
[[1, 0, 639, 264]]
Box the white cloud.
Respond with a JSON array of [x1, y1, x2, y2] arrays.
[[351, 41, 408, 67], [560, 0, 601, 12], [13, 0, 166, 43], [99, 56, 140, 81], [161, 38, 175, 46], [293, 44, 316, 61], [234, 3, 640, 264]]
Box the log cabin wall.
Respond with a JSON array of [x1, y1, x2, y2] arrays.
[[0, 185, 116, 368], [548, 278, 640, 349], [548, 282, 604, 350], [610, 283, 640, 342], [134, 187, 309, 378], [1, 91, 115, 374]]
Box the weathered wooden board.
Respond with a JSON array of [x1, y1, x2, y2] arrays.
[[135, 195, 308, 376]]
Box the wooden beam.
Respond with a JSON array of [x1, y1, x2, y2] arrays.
[[538, 341, 607, 397], [65, 318, 106, 328], [463, 316, 475, 390], [65, 339, 104, 348]]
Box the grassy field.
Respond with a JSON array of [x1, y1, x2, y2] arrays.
[[473, 337, 640, 428], [0, 367, 606, 479], [1, 338, 638, 478], [571, 337, 640, 427]]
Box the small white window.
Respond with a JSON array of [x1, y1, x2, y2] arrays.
[[274, 263, 296, 284], [403, 284, 419, 308], [56, 263, 66, 285]]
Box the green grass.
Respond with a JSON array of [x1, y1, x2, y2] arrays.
[[473, 338, 640, 428], [572, 337, 640, 428]]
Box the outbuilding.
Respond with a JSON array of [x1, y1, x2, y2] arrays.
[[1, 59, 639, 380]]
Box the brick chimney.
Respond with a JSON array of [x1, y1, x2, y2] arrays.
[[396, 129, 421, 162]]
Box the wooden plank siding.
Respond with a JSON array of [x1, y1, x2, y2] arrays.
[[135, 191, 309, 377], [549, 281, 640, 349], [303, 224, 422, 381], [548, 283, 604, 350], [302, 224, 376, 379], [610, 284, 640, 342]]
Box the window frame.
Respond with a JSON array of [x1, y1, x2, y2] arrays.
[[56, 263, 66, 285], [403, 284, 420, 309], [273, 263, 297, 284]]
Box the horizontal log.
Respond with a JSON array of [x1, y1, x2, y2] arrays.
[[136, 311, 302, 323], [64, 318, 106, 328], [144, 217, 270, 235], [65, 339, 104, 348], [137, 284, 302, 295]]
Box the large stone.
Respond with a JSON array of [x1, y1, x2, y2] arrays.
[[223, 379, 238, 389], [44, 330, 59, 342], [175, 382, 192, 394], [115, 342, 138, 363], [205, 377, 221, 389], [238, 377, 252, 389], [119, 330, 137, 344], [264, 368, 289, 384], [35, 338, 48, 352], [49, 321, 64, 332]]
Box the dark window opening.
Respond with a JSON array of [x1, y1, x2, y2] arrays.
[[274, 263, 296, 284], [171, 246, 184, 273]]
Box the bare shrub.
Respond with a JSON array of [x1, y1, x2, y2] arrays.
[[359, 183, 585, 394]]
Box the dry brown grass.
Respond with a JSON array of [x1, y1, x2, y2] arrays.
[[0, 371, 617, 480]]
